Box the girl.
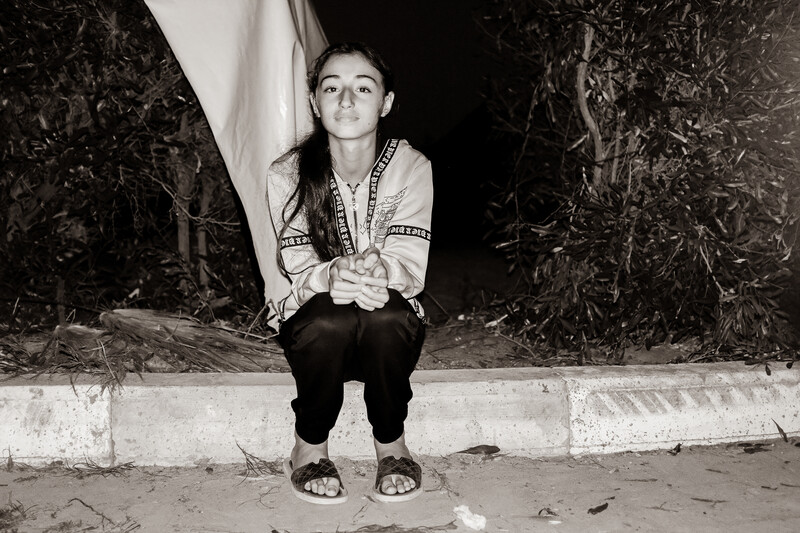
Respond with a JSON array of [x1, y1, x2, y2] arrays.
[[267, 42, 433, 504]]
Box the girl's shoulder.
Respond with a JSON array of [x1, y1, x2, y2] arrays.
[[388, 139, 429, 165], [269, 150, 298, 171], [386, 139, 431, 175], [268, 151, 300, 182]]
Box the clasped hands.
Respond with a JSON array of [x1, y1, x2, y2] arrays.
[[329, 247, 390, 311]]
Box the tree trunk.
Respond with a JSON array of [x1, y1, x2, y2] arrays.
[[56, 276, 65, 325], [171, 112, 193, 292], [173, 150, 192, 266], [197, 168, 216, 289]]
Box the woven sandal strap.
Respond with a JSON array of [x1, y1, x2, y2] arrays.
[[374, 456, 422, 489], [290, 458, 341, 489]]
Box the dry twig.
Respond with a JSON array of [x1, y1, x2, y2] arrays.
[[64, 459, 136, 478], [236, 443, 282, 480]]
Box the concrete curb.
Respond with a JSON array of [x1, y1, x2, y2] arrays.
[[1, 362, 798, 466]]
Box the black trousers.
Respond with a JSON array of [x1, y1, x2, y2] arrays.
[[278, 289, 426, 445]]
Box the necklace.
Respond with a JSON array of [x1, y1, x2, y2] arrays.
[[334, 166, 368, 186]]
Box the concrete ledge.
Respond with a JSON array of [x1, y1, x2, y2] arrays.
[[558, 362, 800, 455], [1, 363, 798, 466], [335, 369, 569, 460], [407, 369, 568, 458], [111, 373, 296, 466], [0, 375, 112, 465], [110, 369, 568, 465]]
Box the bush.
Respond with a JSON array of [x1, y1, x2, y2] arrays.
[[1, 1, 260, 330], [482, 0, 800, 358]]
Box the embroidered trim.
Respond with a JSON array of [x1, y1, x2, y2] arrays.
[[387, 225, 431, 241], [365, 139, 399, 234], [409, 297, 425, 322], [329, 177, 356, 255], [280, 235, 312, 249]]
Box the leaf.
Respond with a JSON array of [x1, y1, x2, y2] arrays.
[[668, 130, 688, 143], [456, 445, 500, 455], [588, 502, 609, 515], [740, 443, 772, 454], [668, 443, 682, 455], [559, 317, 576, 335], [772, 419, 788, 443]]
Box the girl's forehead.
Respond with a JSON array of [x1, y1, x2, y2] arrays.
[[318, 53, 383, 83]]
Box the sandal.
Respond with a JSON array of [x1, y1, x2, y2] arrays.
[[283, 457, 348, 504], [372, 455, 423, 502]]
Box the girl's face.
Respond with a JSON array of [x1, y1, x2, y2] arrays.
[[311, 53, 395, 144]]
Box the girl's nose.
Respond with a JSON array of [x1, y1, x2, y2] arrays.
[[339, 89, 354, 108]]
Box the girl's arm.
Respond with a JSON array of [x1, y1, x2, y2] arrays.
[[266, 161, 335, 307], [378, 158, 434, 299]]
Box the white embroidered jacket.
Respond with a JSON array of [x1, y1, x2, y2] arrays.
[[266, 139, 433, 328]]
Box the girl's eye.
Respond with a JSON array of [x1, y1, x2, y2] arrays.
[[323, 86, 338, 93], [357, 87, 372, 93]]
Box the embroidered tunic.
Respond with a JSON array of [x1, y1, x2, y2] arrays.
[[266, 139, 433, 329]]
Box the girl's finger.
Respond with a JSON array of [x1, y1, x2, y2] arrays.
[[354, 293, 377, 311], [369, 263, 388, 279], [362, 253, 379, 270], [330, 281, 362, 301], [359, 275, 388, 288], [358, 287, 389, 308], [353, 256, 367, 275], [370, 289, 390, 305], [338, 269, 363, 284]]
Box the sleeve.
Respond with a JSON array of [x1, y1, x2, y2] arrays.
[[379, 158, 433, 299], [266, 162, 334, 307]]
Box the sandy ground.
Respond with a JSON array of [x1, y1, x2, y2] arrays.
[[1, 439, 799, 532]]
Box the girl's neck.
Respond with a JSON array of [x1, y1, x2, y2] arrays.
[[329, 136, 378, 186]]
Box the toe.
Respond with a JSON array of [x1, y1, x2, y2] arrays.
[[378, 474, 419, 495], [320, 477, 333, 495], [380, 476, 398, 495], [326, 479, 341, 497], [397, 476, 410, 493], [309, 477, 341, 497]]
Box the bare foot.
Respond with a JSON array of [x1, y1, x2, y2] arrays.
[[373, 432, 417, 496], [290, 431, 341, 497]]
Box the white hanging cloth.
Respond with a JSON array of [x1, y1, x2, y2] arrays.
[[144, 0, 328, 320]]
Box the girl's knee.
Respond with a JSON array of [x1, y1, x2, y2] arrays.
[[281, 294, 358, 349], [362, 290, 419, 328]]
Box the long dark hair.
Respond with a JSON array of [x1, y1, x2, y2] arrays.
[[277, 42, 394, 271]]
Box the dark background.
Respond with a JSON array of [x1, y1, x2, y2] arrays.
[[313, 0, 492, 145], [312, 0, 506, 247]]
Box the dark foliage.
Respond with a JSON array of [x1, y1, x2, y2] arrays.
[[1, 1, 262, 332], [482, 0, 800, 359]]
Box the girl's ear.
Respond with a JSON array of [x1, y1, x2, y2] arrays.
[[381, 91, 395, 117], [309, 94, 320, 118]]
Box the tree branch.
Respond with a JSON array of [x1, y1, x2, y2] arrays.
[[575, 23, 604, 188]]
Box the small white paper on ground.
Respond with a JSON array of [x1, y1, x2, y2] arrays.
[[453, 505, 487, 530]]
